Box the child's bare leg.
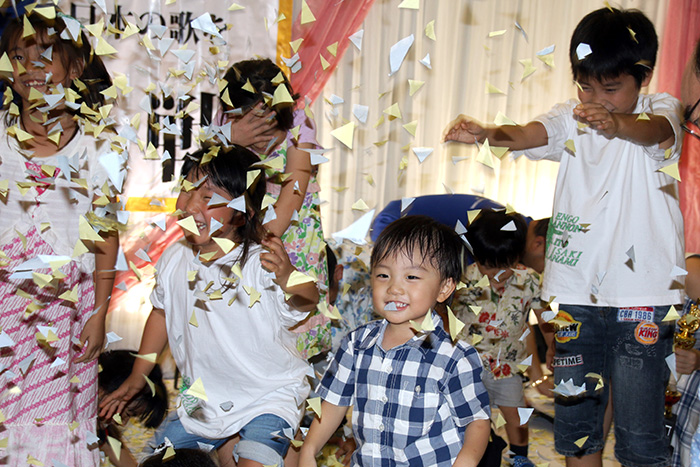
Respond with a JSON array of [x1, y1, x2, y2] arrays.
[[238, 459, 265, 467], [499, 405, 528, 448], [218, 436, 240, 467], [565, 452, 603, 467], [283, 429, 303, 467]]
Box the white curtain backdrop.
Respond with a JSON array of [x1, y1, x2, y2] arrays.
[[312, 0, 669, 234]]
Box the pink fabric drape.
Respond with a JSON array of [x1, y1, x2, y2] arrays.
[[657, 0, 700, 253], [290, 0, 376, 104]]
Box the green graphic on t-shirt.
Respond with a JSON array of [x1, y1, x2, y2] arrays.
[[179, 375, 202, 416], [546, 211, 583, 267]]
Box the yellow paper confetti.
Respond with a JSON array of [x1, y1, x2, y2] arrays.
[[184, 377, 208, 401]]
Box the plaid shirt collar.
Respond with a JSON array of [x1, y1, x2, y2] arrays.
[[356, 310, 450, 358]]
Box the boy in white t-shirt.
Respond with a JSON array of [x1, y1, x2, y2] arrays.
[[445, 7, 683, 467]]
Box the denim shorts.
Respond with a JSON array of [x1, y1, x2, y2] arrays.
[[149, 412, 291, 465], [552, 305, 673, 467]]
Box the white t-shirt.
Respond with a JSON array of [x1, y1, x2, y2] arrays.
[[151, 241, 311, 439], [522, 93, 685, 307], [0, 116, 111, 273]]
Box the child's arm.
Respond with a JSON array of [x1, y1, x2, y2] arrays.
[[260, 234, 319, 311], [298, 401, 349, 467], [532, 306, 556, 370], [75, 230, 119, 363], [444, 115, 548, 150], [98, 307, 168, 419], [573, 103, 675, 148], [453, 418, 490, 467], [264, 142, 313, 238], [99, 425, 139, 467]]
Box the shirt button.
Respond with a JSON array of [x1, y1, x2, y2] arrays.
[[381, 395, 388, 403], [378, 423, 385, 432]]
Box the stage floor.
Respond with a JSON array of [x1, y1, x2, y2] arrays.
[[107, 378, 624, 466]]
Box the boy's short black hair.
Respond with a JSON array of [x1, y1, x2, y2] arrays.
[[533, 217, 550, 238], [371, 215, 463, 284], [467, 209, 527, 269], [569, 8, 657, 88]]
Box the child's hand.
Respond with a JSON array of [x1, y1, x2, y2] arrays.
[[328, 436, 356, 467], [74, 312, 105, 363], [443, 115, 487, 144], [545, 343, 555, 372], [99, 373, 147, 421], [260, 234, 296, 288], [573, 103, 619, 137], [228, 103, 277, 147], [676, 348, 700, 375]]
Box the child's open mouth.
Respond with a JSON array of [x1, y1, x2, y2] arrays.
[[386, 301, 408, 311], [23, 79, 47, 88]]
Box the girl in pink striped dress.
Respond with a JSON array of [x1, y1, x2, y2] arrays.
[[0, 9, 118, 466]]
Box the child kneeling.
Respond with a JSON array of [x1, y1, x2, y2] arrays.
[[101, 146, 318, 467], [299, 215, 491, 467]]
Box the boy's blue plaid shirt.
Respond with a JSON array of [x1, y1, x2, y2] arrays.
[[318, 311, 491, 466]]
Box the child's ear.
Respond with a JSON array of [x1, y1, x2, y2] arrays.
[[437, 278, 456, 303], [68, 58, 85, 81], [641, 70, 653, 88], [231, 212, 247, 228]]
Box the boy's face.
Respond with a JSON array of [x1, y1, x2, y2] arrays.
[[371, 248, 455, 330], [576, 73, 648, 115]]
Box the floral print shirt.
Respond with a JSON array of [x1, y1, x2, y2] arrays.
[[453, 263, 543, 379]]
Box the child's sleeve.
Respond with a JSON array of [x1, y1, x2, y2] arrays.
[[290, 109, 321, 148], [316, 331, 357, 407], [641, 93, 683, 162], [443, 346, 491, 427], [257, 264, 311, 327], [520, 100, 579, 162]]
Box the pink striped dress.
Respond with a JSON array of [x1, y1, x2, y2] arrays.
[[0, 119, 112, 466]]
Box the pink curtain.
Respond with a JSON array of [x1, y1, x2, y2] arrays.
[[290, 0, 376, 104], [657, 0, 700, 253]]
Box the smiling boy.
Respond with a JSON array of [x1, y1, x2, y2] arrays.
[[299, 216, 491, 467], [445, 8, 684, 467]]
